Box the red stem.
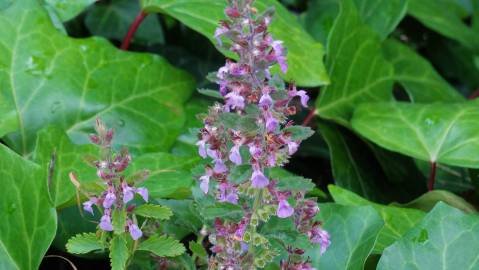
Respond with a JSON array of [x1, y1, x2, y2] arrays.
[[468, 88, 479, 100], [302, 108, 316, 126], [428, 161, 437, 191], [121, 10, 148, 50]]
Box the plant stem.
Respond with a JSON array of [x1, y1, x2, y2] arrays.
[[121, 10, 148, 50], [302, 108, 316, 126], [428, 161, 437, 191]]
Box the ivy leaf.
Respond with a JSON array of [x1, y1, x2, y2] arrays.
[[109, 235, 129, 270], [351, 101, 479, 168], [383, 39, 464, 102], [134, 204, 173, 220], [66, 232, 104, 254], [0, 144, 57, 270], [308, 203, 383, 269], [126, 153, 200, 199], [33, 127, 98, 208], [45, 0, 95, 21], [378, 202, 479, 269], [0, 0, 194, 155], [328, 185, 425, 254], [137, 235, 186, 257], [140, 0, 329, 87], [316, 0, 394, 125], [408, 0, 479, 53], [397, 189, 477, 213]]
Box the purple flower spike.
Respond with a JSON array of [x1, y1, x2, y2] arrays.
[[136, 187, 148, 202], [229, 144, 242, 165], [277, 199, 294, 218], [251, 169, 269, 188], [99, 214, 113, 231], [103, 191, 116, 209], [128, 222, 143, 240]]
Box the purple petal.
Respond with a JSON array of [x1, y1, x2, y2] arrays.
[[200, 175, 210, 194], [225, 92, 245, 110], [99, 215, 113, 231], [297, 90, 309, 107], [251, 170, 269, 188], [214, 159, 228, 173], [83, 200, 95, 215], [128, 223, 143, 240], [103, 192, 116, 209], [288, 141, 299, 155], [123, 185, 135, 204], [196, 140, 207, 158], [229, 145, 242, 165], [214, 27, 228, 46], [266, 115, 278, 132], [259, 93, 273, 107], [277, 199, 294, 218], [248, 144, 262, 159], [136, 187, 149, 202]]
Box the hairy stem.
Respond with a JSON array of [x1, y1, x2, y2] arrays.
[[121, 10, 148, 50]]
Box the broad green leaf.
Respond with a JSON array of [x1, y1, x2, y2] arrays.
[[0, 93, 18, 137], [351, 101, 479, 168], [301, 0, 340, 44], [110, 235, 129, 270], [378, 202, 479, 270], [45, 0, 95, 21], [66, 232, 104, 254], [158, 199, 203, 239], [383, 39, 464, 102], [33, 127, 97, 208], [127, 153, 200, 199], [140, 0, 329, 87], [85, 0, 164, 45], [329, 185, 425, 254], [308, 203, 384, 269], [188, 241, 207, 258], [134, 204, 173, 220], [137, 235, 185, 257], [0, 144, 57, 270], [316, 0, 394, 125], [0, 0, 194, 155], [408, 0, 479, 53], [398, 189, 476, 213]]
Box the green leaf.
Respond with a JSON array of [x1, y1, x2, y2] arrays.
[[140, 0, 329, 86], [0, 144, 57, 270], [127, 153, 200, 199], [0, 0, 194, 155], [137, 235, 185, 257], [283, 125, 314, 141], [134, 204, 173, 220], [66, 233, 104, 254], [316, 0, 394, 125], [408, 0, 479, 52], [45, 0, 95, 21], [351, 101, 479, 168], [109, 235, 129, 270], [383, 39, 465, 102], [197, 88, 222, 99], [188, 241, 207, 258], [112, 208, 127, 235], [85, 0, 164, 45], [329, 185, 425, 254], [33, 127, 98, 208], [199, 202, 244, 221], [378, 202, 479, 269], [268, 168, 315, 192], [397, 189, 477, 213], [308, 203, 384, 269]]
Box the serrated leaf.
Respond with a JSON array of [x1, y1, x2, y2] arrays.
[[110, 235, 129, 270], [112, 208, 127, 235], [189, 241, 207, 258], [0, 0, 194, 155], [316, 0, 394, 125], [140, 0, 329, 86], [137, 235, 185, 257], [307, 203, 384, 270], [268, 168, 315, 192], [351, 101, 479, 168], [383, 39, 465, 102], [329, 185, 425, 254], [0, 144, 57, 270], [378, 202, 479, 269], [45, 0, 95, 21], [66, 232, 103, 254], [283, 125, 314, 141], [134, 204, 173, 220], [197, 88, 222, 99]]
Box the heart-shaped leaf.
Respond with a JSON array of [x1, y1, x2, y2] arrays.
[[0, 0, 194, 155], [378, 202, 479, 269], [45, 0, 95, 22], [0, 144, 57, 270], [140, 0, 329, 87], [351, 101, 479, 168]]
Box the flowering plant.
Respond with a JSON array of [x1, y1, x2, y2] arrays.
[[195, 0, 329, 268]]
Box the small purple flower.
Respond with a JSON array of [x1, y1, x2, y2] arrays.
[[225, 91, 245, 110], [248, 143, 262, 159], [229, 144, 242, 165], [122, 182, 135, 204], [214, 159, 228, 174], [128, 222, 143, 240], [288, 141, 299, 155], [251, 168, 269, 188], [196, 139, 207, 158], [218, 182, 239, 204], [259, 93, 273, 107], [289, 89, 309, 108], [207, 148, 219, 159], [103, 190, 116, 209], [136, 187, 148, 202], [310, 227, 331, 255], [272, 40, 288, 73], [266, 154, 276, 167], [99, 214, 113, 231], [277, 199, 294, 218], [83, 197, 97, 215], [214, 26, 228, 46], [265, 112, 278, 132]]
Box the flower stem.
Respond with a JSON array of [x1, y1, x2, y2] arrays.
[[302, 108, 316, 126], [121, 10, 148, 51], [468, 88, 479, 99], [428, 161, 437, 191]]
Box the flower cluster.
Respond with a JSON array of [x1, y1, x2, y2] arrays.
[[80, 118, 149, 240], [197, 0, 329, 268]]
